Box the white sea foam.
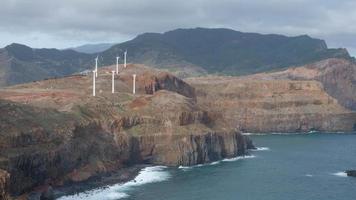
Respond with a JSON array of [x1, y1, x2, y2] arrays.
[[332, 172, 348, 177], [241, 132, 267, 136], [210, 161, 221, 165], [178, 154, 257, 170], [178, 165, 191, 169], [222, 155, 256, 162], [308, 130, 318, 134], [57, 166, 170, 200], [178, 163, 205, 171], [251, 147, 270, 151]]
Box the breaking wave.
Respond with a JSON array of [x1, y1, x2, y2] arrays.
[[222, 155, 256, 162], [57, 166, 170, 200], [251, 147, 270, 151], [332, 172, 348, 177], [178, 155, 256, 170]]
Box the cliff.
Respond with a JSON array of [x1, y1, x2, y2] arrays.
[[1, 61, 355, 198], [0, 169, 10, 200], [0, 64, 252, 197], [187, 72, 356, 133], [246, 58, 356, 111]]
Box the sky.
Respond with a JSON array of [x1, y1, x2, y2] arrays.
[[0, 0, 355, 55]]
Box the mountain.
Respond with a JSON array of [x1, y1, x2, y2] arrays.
[[100, 28, 351, 76], [69, 43, 115, 54], [0, 43, 92, 87], [0, 28, 353, 87]]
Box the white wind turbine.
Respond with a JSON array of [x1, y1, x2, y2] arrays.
[[112, 71, 115, 93], [116, 56, 120, 74], [132, 74, 136, 94], [95, 56, 99, 77], [124, 50, 127, 68], [92, 70, 96, 96]]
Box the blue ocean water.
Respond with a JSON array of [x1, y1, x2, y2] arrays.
[[59, 133, 356, 200]]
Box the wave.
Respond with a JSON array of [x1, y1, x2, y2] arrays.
[[222, 155, 256, 162], [210, 161, 221, 165], [241, 133, 267, 136], [242, 132, 321, 136], [178, 154, 256, 170], [178, 164, 205, 170], [251, 147, 270, 151], [57, 166, 170, 200], [332, 172, 348, 177]]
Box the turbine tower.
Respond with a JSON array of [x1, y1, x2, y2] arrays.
[[116, 56, 120, 74], [132, 74, 136, 94], [92, 70, 96, 96], [111, 71, 115, 93], [124, 50, 127, 68], [95, 56, 98, 77]]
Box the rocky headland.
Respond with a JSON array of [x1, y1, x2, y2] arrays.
[[0, 59, 355, 198], [0, 64, 253, 199]]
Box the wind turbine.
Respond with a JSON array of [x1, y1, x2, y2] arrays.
[[116, 56, 120, 74], [112, 71, 115, 93], [132, 74, 136, 94], [95, 56, 98, 77], [124, 50, 127, 68], [92, 70, 96, 96]]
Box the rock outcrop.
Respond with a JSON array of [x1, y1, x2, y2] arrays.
[[1, 61, 355, 198], [346, 170, 356, 177], [114, 64, 196, 99], [0, 65, 253, 198], [246, 58, 356, 111], [187, 77, 356, 133], [0, 100, 251, 196], [0, 169, 10, 200]]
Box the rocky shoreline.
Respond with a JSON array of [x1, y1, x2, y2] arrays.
[[345, 170, 356, 177], [0, 62, 355, 199], [24, 165, 144, 200]]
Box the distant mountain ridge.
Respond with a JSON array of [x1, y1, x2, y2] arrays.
[[101, 28, 350, 76], [0, 28, 353, 87], [69, 43, 115, 54], [0, 43, 91, 87]]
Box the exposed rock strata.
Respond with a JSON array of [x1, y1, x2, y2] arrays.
[[0, 169, 10, 200], [187, 78, 356, 133], [0, 65, 253, 197], [0, 106, 250, 196], [245, 58, 356, 111], [1, 61, 355, 198]]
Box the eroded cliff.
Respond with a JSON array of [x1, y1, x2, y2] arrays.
[[0, 169, 10, 200], [187, 71, 356, 133], [0, 64, 252, 198]]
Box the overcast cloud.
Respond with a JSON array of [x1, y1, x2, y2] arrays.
[[0, 0, 355, 55]]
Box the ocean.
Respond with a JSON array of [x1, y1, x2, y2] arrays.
[[58, 133, 356, 200]]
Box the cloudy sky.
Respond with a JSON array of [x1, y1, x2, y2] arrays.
[[0, 0, 355, 55]]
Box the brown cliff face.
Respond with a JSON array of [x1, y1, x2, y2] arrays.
[[247, 58, 356, 111], [187, 77, 356, 133], [0, 102, 250, 196], [109, 64, 196, 99], [2, 60, 354, 198], [0, 65, 252, 197], [0, 169, 10, 200]]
